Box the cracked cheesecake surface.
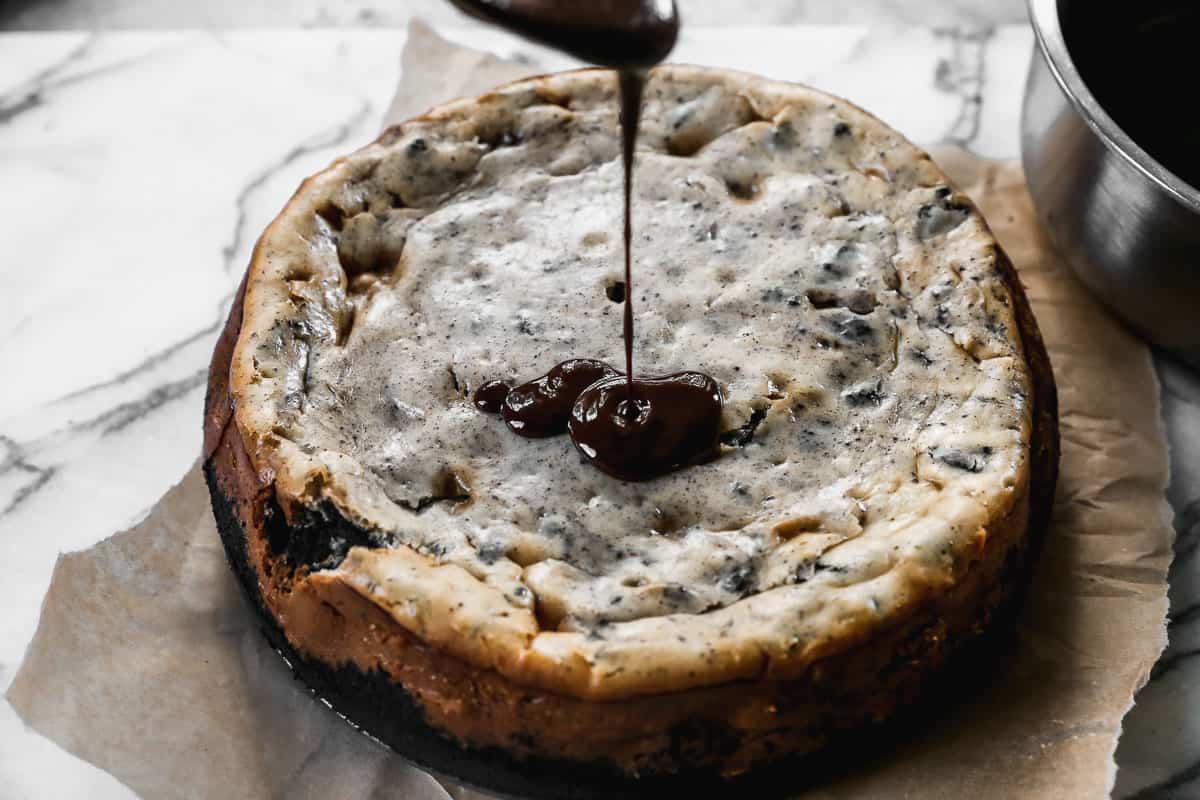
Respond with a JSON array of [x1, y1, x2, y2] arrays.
[[228, 65, 1036, 702]]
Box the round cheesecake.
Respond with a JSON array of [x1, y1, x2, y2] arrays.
[[204, 65, 1058, 796]]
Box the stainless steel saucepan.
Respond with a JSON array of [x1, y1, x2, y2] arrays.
[[1022, 0, 1200, 367]]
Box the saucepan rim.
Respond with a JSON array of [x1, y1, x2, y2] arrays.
[[1026, 0, 1200, 213]]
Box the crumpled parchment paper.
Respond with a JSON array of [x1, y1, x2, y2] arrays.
[[7, 20, 1173, 800]]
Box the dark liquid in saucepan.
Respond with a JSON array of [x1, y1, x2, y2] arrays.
[[1063, 0, 1200, 189], [457, 0, 727, 481]]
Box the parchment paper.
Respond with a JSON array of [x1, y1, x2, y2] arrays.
[[7, 21, 1174, 800]]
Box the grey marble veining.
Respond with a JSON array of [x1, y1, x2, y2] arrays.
[[1114, 354, 1200, 799], [1, 0, 1028, 31], [1, 24, 1196, 800]]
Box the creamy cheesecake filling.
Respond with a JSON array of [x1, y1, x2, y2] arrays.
[[230, 67, 1031, 694]]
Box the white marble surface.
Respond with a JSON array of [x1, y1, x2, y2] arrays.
[[1, 0, 1028, 31], [0, 24, 1196, 800]]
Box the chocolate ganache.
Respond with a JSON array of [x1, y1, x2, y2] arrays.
[[453, 0, 726, 481]]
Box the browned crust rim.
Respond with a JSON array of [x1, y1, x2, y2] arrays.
[[204, 233, 1058, 790], [228, 65, 1052, 704], [204, 64, 1059, 790]]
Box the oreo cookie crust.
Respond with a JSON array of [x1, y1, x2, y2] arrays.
[[204, 66, 1058, 790]]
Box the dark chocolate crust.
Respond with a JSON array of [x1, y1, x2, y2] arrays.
[[207, 466, 1049, 800], [203, 234, 1058, 799]]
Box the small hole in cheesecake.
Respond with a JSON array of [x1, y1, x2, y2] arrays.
[[505, 541, 547, 568], [446, 366, 470, 399], [533, 596, 568, 631], [916, 198, 970, 240], [726, 178, 761, 201], [773, 515, 823, 539], [805, 288, 878, 315], [435, 470, 472, 505], [396, 469, 472, 514], [605, 280, 626, 303], [720, 404, 768, 447], [622, 576, 647, 588], [651, 507, 682, 534], [480, 128, 523, 149], [665, 137, 700, 157], [316, 203, 344, 231], [746, 100, 774, 125], [335, 305, 355, 347]]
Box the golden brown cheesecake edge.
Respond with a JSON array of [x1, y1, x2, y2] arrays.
[[203, 249, 1058, 783]]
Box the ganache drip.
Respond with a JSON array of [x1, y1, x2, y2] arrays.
[[474, 361, 723, 481], [450, 0, 726, 481]]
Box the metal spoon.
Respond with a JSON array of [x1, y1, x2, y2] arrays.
[[445, 0, 679, 67]]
